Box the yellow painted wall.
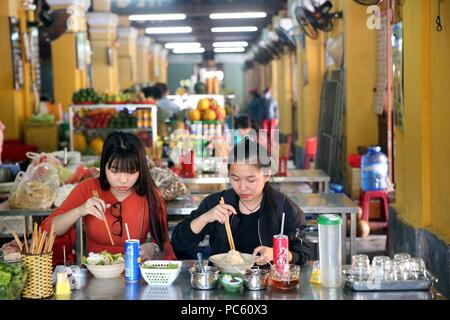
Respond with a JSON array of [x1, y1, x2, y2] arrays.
[[396, 0, 450, 242], [52, 33, 87, 111], [0, 0, 25, 139], [278, 53, 293, 135], [90, 38, 119, 93], [343, 1, 378, 156], [295, 30, 327, 149]]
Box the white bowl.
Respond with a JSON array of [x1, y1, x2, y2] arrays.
[[140, 260, 182, 286], [209, 253, 257, 275], [85, 263, 125, 278]]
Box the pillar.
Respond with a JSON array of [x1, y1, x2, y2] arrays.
[[47, 0, 90, 112], [136, 30, 151, 86], [117, 16, 138, 90], [87, 11, 119, 93]]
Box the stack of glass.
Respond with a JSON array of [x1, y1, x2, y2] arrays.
[[348, 253, 427, 281]]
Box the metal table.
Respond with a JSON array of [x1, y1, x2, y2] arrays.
[[286, 193, 359, 264], [181, 169, 330, 193], [61, 261, 442, 300], [166, 193, 359, 264], [0, 204, 84, 266]]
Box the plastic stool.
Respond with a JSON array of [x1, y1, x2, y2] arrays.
[[359, 190, 389, 251], [304, 136, 317, 169]]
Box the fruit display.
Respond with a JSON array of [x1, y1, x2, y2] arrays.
[[70, 105, 157, 155], [188, 97, 226, 122], [72, 88, 102, 104]]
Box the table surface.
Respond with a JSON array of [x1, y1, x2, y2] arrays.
[[165, 192, 359, 216], [181, 169, 330, 184], [0, 193, 359, 217], [61, 261, 443, 300]]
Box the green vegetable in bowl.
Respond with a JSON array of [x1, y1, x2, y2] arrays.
[[0, 262, 28, 300]]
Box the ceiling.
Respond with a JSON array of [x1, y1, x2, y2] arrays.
[[110, 0, 287, 52]]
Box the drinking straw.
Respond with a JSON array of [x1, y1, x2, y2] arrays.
[[63, 245, 66, 266], [280, 212, 286, 235], [125, 222, 131, 241]]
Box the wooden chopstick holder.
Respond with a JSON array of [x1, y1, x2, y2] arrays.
[[93, 190, 115, 246]]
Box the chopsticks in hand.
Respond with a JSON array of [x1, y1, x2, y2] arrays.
[[93, 190, 115, 246], [220, 197, 235, 251]]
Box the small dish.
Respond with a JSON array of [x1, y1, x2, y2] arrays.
[[220, 274, 244, 293]]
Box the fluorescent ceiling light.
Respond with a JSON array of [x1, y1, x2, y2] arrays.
[[129, 14, 186, 21], [213, 41, 248, 47], [172, 48, 205, 54], [165, 42, 201, 49], [214, 47, 246, 53], [209, 12, 267, 19], [145, 26, 192, 34], [211, 26, 257, 33]]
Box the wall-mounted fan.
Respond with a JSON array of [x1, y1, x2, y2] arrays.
[[294, 5, 319, 40], [295, 0, 343, 39], [275, 27, 297, 51], [38, 8, 69, 42], [353, 0, 384, 5]]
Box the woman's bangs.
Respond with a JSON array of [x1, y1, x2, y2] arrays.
[[107, 152, 139, 173]]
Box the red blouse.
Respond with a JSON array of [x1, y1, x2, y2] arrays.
[[42, 177, 175, 266]]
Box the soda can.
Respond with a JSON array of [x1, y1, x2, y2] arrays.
[[273, 235, 289, 267], [125, 281, 140, 300], [125, 239, 141, 282]]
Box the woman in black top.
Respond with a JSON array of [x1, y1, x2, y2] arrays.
[[171, 138, 311, 266]]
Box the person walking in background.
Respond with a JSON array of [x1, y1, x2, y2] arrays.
[[246, 88, 264, 129], [262, 87, 279, 142]]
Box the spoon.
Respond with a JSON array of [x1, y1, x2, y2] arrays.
[[197, 252, 206, 273]]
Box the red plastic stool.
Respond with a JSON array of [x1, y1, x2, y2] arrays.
[[360, 190, 390, 250], [304, 136, 317, 169]]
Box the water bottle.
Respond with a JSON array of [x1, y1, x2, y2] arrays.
[[318, 214, 342, 288], [361, 146, 388, 191]]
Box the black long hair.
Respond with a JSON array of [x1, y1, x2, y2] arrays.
[[99, 131, 168, 250], [227, 138, 279, 223]]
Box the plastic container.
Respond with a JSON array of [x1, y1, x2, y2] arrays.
[[318, 214, 342, 288], [361, 146, 388, 191]]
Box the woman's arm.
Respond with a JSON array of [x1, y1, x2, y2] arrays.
[[284, 198, 311, 265]]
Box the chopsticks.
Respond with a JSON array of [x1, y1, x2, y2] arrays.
[[19, 222, 56, 255], [220, 197, 235, 251], [93, 190, 115, 246]]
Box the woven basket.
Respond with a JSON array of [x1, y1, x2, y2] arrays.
[[22, 253, 54, 299]]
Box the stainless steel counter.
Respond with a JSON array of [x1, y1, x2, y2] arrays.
[[181, 169, 330, 193], [59, 261, 443, 300]]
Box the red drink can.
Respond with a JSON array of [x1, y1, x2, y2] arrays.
[[273, 234, 289, 266]]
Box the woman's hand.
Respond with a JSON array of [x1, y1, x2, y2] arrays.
[[81, 196, 111, 220], [140, 242, 160, 261], [253, 246, 273, 266], [202, 203, 237, 224]]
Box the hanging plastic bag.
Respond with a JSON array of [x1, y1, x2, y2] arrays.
[[8, 162, 60, 209]]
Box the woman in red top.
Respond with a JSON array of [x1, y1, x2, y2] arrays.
[[42, 131, 175, 266]]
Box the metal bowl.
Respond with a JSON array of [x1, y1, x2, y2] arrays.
[[189, 266, 220, 290], [243, 268, 269, 291]]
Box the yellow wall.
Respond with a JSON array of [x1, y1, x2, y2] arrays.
[[343, 1, 378, 156], [90, 37, 119, 93], [396, 0, 450, 242], [0, 0, 26, 139], [296, 34, 325, 147], [52, 33, 87, 111], [278, 53, 293, 135]]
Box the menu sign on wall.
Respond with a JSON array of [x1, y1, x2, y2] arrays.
[[9, 17, 24, 90]]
